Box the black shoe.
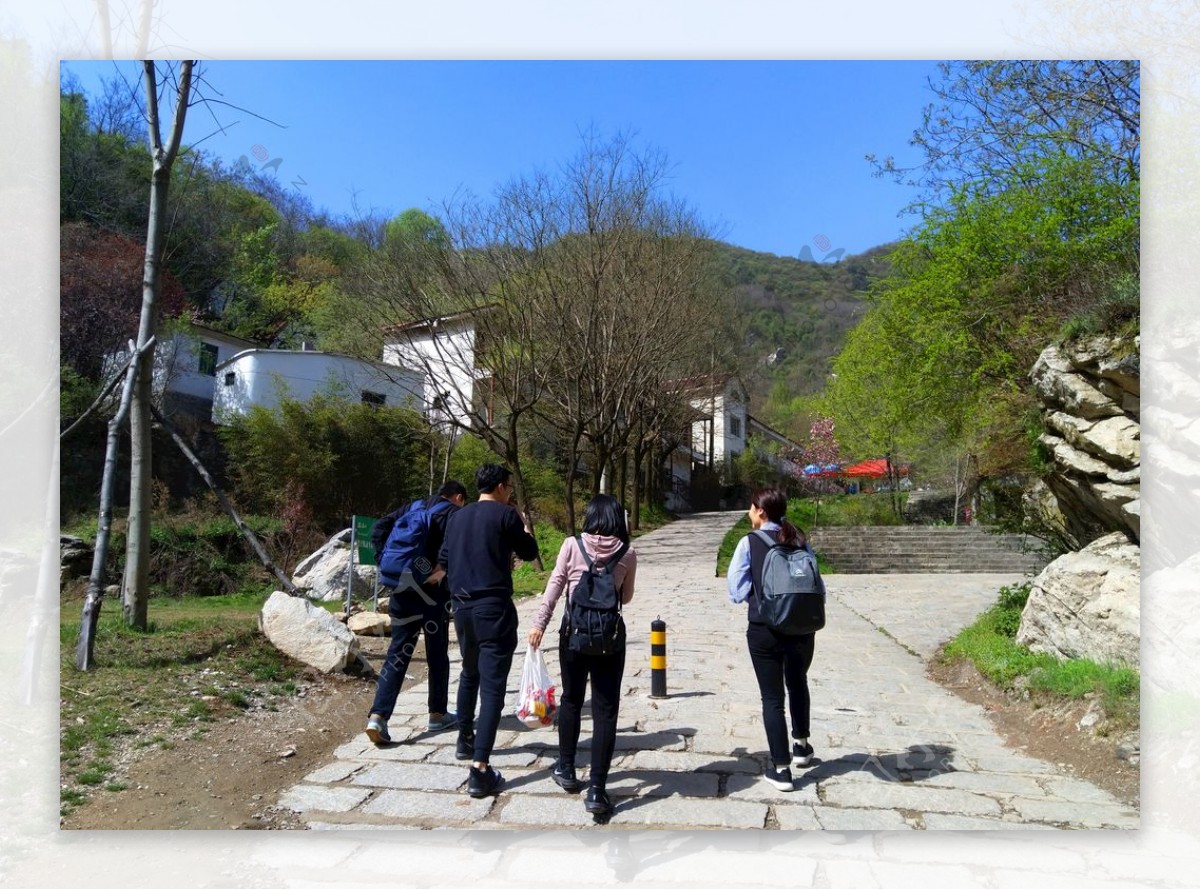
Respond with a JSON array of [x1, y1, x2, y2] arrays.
[[584, 786, 613, 816], [763, 765, 794, 792], [455, 731, 475, 761], [467, 765, 504, 798], [792, 741, 814, 768], [552, 762, 585, 793]]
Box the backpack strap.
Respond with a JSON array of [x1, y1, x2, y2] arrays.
[[574, 535, 595, 571], [575, 536, 630, 575], [752, 529, 778, 549]]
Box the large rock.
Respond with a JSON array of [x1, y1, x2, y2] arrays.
[[260, 591, 360, 672], [60, 535, 92, 580], [1029, 338, 1140, 546], [347, 611, 391, 636], [1031, 347, 1123, 420], [1016, 532, 1140, 667], [292, 528, 378, 602]]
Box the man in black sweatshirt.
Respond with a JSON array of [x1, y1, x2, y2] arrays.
[[437, 463, 539, 798]]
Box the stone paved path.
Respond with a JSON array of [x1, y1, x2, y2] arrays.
[[279, 511, 1139, 830]]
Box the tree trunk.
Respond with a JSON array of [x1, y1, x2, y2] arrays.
[[76, 338, 147, 670], [631, 443, 646, 530], [504, 418, 543, 570], [563, 426, 584, 535], [151, 402, 298, 594], [617, 447, 628, 506], [123, 60, 194, 631]]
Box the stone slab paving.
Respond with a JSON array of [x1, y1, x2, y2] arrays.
[[278, 510, 1138, 831]]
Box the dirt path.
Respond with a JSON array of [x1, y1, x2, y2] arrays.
[[62, 636, 398, 830]]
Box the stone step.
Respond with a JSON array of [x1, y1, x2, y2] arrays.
[[807, 526, 1050, 575]]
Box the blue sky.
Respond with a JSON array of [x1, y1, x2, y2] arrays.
[[61, 60, 940, 257]]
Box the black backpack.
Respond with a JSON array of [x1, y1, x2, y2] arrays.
[[565, 536, 630, 656], [753, 529, 825, 635]]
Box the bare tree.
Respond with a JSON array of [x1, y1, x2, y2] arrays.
[[123, 60, 195, 630]]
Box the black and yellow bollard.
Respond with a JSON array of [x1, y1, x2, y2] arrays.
[[650, 616, 668, 698]]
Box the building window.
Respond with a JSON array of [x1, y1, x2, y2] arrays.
[[198, 342, 219, 376], [729, 414, 742, 438], [223, 371, 236, 386], [362, 391, 386, 408]]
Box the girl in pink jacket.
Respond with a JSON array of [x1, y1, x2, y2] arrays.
[[528, 494, 637, 820]]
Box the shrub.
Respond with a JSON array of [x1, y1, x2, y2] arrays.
[[219, 395, 431, 531]]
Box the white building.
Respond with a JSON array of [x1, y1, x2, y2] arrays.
[[380, 309, 489, 428], [212, 347, 424, 423], [104, 323, 262, 419]]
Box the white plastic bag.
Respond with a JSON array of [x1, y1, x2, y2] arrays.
[[515, 644, 557, 729]]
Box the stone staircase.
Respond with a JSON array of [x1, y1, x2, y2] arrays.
[[808, 525, 1051, 574]]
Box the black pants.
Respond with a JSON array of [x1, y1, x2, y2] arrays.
[[558, 620, 626, 789], [454, 598, 519, 764], [746, 621, 815, 767], [369, 584, 451, 720]]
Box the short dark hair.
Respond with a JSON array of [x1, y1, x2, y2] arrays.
[[475, 463, 512, 494], [438, 479, 468, 500], [582, 494, 629, 543]]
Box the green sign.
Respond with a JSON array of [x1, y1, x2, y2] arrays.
[[353, 515, 378, 565]]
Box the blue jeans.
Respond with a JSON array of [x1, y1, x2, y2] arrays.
[[369, 584, 452, 720], [746, 622, 815, 767], [454, 598, 518, 763]]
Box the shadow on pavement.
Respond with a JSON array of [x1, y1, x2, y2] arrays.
[[797, 743, 958, 785]]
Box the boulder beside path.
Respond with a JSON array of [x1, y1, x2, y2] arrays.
[[260, 590, 361, 672]]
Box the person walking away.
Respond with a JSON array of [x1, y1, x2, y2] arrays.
[[366, 480, 468, 745], [727, 487, 822, 791], [438, 464, 539, 798], [528, 494, 638, 820]]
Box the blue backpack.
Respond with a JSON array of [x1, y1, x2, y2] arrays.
[[378, 498, 454, 589]]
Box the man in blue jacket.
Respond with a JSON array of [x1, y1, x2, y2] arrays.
[[366, 479, 468, 746], [438, 464, 539, 798]]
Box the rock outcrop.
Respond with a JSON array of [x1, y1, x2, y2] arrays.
[[60, 536, 92, 580], [1029, 334, 1140, 546], [1022, 333, 1140, 667], [259, 590, 360, 672], [1016, 532, 1140, 666], [292, 528, 377, 602]]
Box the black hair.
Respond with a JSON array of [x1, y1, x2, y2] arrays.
[[750, 487, 802, 547], [438, 479, 468, 500], [582, 493, 629, 543], [475, 463, 512, 494]]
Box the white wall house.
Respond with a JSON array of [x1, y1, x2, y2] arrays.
[[380, 310, 486, 428], [212, 348, 424, 423], [685, 375, 749, 468], [104, 323, 262, 418]]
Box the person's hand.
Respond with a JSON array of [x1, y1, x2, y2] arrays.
[[528, 627, 543, 649]]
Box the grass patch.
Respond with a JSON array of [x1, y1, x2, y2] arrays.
[[715, 515, 752, 577], [790, 492, 906, 527], [941, 582, 1139, 728], [59, 588, 304, 813]]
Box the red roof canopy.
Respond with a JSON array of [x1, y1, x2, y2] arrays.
[[841, 459, 894, 478]]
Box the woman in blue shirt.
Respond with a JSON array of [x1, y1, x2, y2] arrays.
[[727, 487, 820, 791]]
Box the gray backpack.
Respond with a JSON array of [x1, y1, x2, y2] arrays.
[[753, 530, 825, 635]]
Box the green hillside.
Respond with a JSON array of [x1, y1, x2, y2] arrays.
[[708, 241, 894, 436]]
